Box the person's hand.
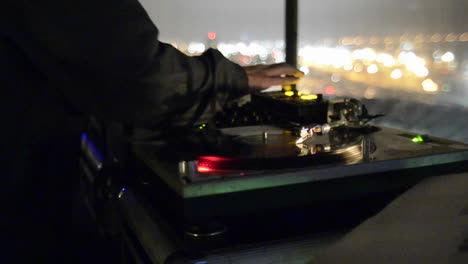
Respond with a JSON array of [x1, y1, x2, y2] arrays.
[[243, 63, 304, 91]]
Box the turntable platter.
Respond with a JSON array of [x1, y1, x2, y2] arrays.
[[191, 125, 368, 172]]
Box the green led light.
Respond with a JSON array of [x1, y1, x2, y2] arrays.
[[412, 135, 424, 143]]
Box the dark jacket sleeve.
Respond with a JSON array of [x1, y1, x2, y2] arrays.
[[8, 0, 248, 128]]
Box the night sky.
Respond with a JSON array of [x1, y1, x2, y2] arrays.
[[139, 0, 466, 42]]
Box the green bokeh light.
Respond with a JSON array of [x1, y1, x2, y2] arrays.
[[412, 135, 424, 143]]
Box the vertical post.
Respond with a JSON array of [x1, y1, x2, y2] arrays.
[[284, 0, 298, 93]]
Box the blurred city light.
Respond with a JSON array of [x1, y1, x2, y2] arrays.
[[430, 34, 442, 43], [445, 33, 458, 42], [414, 34, 426, 43], [390, 69, 403, 79], [170, 33, 466, 99], [187, 42, 206, 54], [413, 66, 429, 77], [352, 48, 377, 62], [353, 64, 364, 73], [441, 52, 455, 62], [367, 64, 379, 74], [300, 66, 310, 75], [344, 64, 353, 71], [422, 79, 439, 92], [376, 53, 396, 67], [364, 87, 377, 99], [299, 46, 352, 68], [325, 86, 336, 95], [432, 50, 444, 61], [161, 27, 467, 103], [460, 33, 468, 42], [208, 31, 217, 40], [331, 74, 341, 82]]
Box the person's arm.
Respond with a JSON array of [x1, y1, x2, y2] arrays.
[[6, 0, 301, 128], [5, 0, 248, 127]]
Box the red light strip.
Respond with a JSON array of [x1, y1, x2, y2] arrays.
[[197, 166, 213, 173], [198, 156, 233, 162], [196, 156, 235, 173]]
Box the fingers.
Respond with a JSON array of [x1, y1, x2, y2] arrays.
[[257, 76, 299, 89], [244, 63, 303, 77], [265, 63, 304, 77], [243, 64, 269, 72], [243, 63, 304, 90]]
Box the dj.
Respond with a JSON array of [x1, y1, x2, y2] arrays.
[[1, 0, 302, 263]]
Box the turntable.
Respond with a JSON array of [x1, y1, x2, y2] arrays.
[[129, 94, 468, 227]]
